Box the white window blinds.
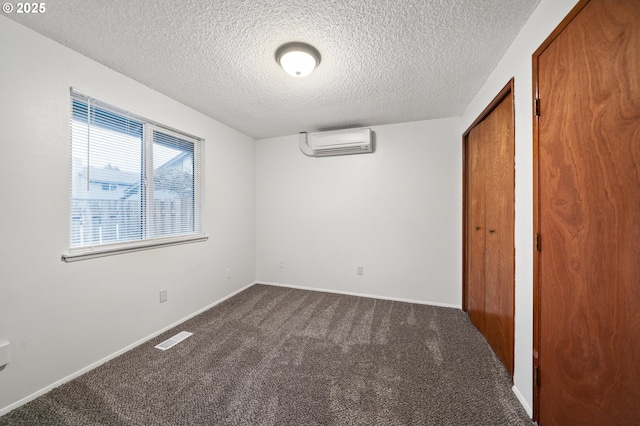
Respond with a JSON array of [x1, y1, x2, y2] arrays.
[[65, 90, 205, 261]]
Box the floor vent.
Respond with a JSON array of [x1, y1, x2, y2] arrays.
[[155, 331, 193, 350]]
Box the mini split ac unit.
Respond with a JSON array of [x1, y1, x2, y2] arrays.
[[299, 128, 372, 157]]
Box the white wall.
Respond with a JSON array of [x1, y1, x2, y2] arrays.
[[459, 0, 579, 414], [256, 119, 462, 307], [0, 17, 256, 414]]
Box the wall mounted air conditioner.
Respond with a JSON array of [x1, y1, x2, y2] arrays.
[[299, 128, 372, 157]]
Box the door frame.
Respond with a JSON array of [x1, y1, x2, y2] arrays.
[[532, 0, 590, 422], [461, 79, 515, 373]]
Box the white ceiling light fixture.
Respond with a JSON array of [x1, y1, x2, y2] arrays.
[[275, 42, 321, 78]]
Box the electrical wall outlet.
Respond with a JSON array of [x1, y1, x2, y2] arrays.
[[357, 266, 364, 275], [279, 260, 285, 268], [159, 289, 168, 303], [226, 268, 231, 279]]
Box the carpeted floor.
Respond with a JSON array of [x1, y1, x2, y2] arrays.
[[0, 284, 533, 425]]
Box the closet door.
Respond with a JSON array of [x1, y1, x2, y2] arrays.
[[534, 0, 640, 423], [466, 121, 487, 334], [463, 83, 515, 376], [483, 96, 514, 376]]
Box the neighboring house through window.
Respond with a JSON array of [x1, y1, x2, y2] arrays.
[[64, 91, 206, 261]]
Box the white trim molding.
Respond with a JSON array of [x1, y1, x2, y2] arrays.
[[511, 384, 533, 418], [0, 281, 257, 417], [258, 281, 461, 309]]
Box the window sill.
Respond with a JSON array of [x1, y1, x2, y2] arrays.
[[61, 234, 208, 263]]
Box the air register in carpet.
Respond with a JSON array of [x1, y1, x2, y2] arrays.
[[155, 331, 193, 350]]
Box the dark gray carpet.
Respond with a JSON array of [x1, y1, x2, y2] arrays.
[[0, 284, 533, 425]]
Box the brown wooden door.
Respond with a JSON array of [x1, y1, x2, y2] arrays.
[[467, 121, 487, 333], [482, 95, 515, 376], [534, 0, 640, 424], [464, 83, 515, 377]]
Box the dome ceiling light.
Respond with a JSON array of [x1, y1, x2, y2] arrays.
[[275, 42, 321, 78]]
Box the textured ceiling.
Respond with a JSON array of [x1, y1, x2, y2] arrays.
[[6, 0, 540, 139]]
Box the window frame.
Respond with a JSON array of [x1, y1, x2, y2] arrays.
[[62, 90, 207, 262]]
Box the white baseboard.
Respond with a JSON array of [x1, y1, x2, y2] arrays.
[[258, 281, 461, 309], [511, 384, 533, 418], [0, 281, 257, 417], [2, 280, 461, 417]]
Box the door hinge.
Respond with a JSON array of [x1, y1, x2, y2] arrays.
[[534, 366, 540, 387], [534, 98, 540, 117], [535, 233, 542, 251]]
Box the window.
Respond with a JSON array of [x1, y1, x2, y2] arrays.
[[101, 183, 117, 191], [64, 91, 206, 262]]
